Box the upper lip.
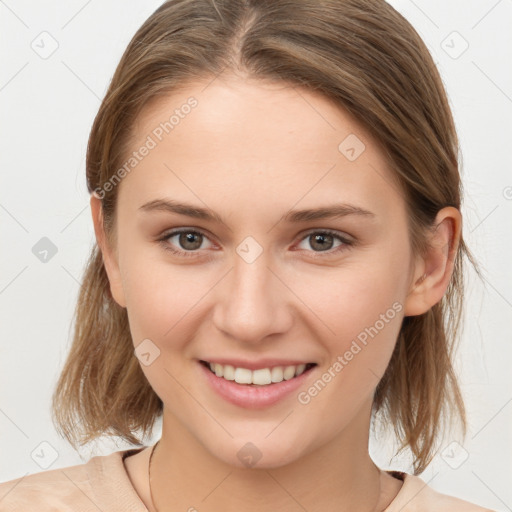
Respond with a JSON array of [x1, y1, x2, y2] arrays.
[[199, 358, 316, 371]]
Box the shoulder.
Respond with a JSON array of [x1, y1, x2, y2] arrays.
[[0, 447, 147, 512], [386, 471, 496, 512], [0, 458, 94, 512]]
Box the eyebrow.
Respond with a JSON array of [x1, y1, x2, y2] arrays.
[[138, 198, 376, 224]]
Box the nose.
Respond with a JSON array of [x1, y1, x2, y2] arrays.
[[212, 248, 293, 345]]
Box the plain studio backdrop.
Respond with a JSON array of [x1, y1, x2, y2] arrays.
[[0, 1, 511, 510]]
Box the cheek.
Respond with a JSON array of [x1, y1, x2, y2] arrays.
[[291, 260, 406, 342], [120, 219, 410, 353], [288, 252, 407, 397], [294, 270, 404, 420], [120, 247, 213, 348]]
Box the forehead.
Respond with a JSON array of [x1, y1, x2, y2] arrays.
[[132, 75, 377, 161], [118, 75, 403, 222]]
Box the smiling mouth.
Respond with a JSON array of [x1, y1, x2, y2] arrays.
[[199, 360, 317, 386]]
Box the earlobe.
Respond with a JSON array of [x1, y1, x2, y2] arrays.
[[90, 194, 127, 308], [403, 207, 461, 316]]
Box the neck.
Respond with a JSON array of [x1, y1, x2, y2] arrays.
[[149, 399, 384, 512]]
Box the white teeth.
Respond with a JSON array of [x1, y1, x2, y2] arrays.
[[234, 367, 252, 384], [214, 363, 224, 377], [283, 365, 296, 380], [271, 366, 284, 383], [205, 361, 312, 385], [223, 364, 235, 381], [295, 364, 306, 376], [252, 368, 272, 385]]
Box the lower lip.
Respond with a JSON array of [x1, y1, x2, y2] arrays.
[[198, 361, 316, 409]]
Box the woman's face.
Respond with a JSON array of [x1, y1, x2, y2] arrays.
[[100, 75, 420, 468]]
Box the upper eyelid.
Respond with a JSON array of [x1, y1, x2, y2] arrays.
[[160, 227, 353, 248], [160, 227, 217, 246]]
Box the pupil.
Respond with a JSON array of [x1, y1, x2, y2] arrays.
[[180, 232, 202, 250], [311, 233, 333, 251]]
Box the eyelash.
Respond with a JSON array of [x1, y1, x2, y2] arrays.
[[157, 228, 354, 259]]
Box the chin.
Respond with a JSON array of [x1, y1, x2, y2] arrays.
[[207, 435, 307, 470]]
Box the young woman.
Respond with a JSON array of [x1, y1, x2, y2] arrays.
[[0, 0, 496, 510]]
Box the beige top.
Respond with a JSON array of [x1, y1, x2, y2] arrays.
[[0, 446, 495, 511]]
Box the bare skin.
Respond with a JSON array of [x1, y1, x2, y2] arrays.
[[92, 74, 460, 512], [123, 445, 405, 512]]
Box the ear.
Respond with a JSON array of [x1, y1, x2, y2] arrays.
[[90, 193, 127, 308], [404, 206, 461, 316]]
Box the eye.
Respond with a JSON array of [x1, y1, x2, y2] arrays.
[[295, 229, 353, 256], [158, 228, 214, 258], [157, 228, 354, 259]]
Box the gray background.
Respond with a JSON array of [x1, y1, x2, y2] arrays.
[[1, 1, 511, 510]]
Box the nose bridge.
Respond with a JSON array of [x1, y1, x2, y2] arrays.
[[213, 243, 290, 342]]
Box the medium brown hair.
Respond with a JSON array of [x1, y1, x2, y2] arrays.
[[51, 0, 477, 475]]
